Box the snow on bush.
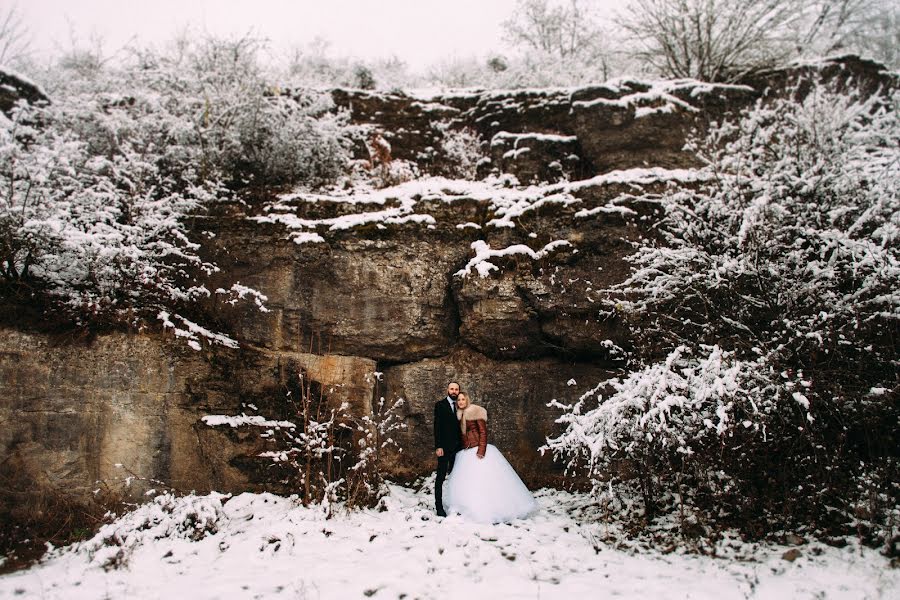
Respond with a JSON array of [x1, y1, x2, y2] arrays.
[[0, 36, 351, 336], [437, 125, 486, 180], [208, 89, 349, 188], [83, 492, 227, 570], [547, 79, 899, 542], [545, 345, 810, 474], [251, 370, 407, 513], [618, 82, 899, 361], [0, 98, 222, 325]]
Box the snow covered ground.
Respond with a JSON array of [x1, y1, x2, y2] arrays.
[[0, 482, 896, 600]]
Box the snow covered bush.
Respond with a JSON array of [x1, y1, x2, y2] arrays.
[[113, 35, 352, 190], [619, 81, 898, 391], [0, 98, 222, 326], [547, 79, 899, 543], [202, 88, 350, 189], [437, 125, 487, 180], [84, 492, 227, 570], [0, 35, 351, 334], [544, 345, 814, 521]]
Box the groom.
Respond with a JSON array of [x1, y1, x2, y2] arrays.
[[433, 381, 463, 517]]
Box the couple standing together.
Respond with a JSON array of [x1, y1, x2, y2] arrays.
[[433, 382, 538, 522]]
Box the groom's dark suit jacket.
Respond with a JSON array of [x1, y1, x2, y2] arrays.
[[434, 397, 463, 454]]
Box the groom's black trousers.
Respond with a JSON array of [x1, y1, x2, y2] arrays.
[[435, 451, 456, 511]]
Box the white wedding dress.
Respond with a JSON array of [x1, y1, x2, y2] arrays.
[[442, 444, 539, 523]]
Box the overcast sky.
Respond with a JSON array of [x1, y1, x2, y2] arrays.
[[15, 0, 550, 69]]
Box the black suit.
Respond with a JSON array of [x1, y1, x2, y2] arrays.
[[434, 396, 462, 513]]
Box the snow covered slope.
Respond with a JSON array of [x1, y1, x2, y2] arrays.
[[1, 483, 895, 599]]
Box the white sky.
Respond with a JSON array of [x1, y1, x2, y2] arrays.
[[14, 0, 551, 69]]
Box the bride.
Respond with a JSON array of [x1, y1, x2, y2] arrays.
[[442, 392, 539, 522]]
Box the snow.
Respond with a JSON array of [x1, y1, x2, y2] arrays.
[[215, 283, 270, 312], [253, 168, 705, 240], [490, 131, 578, 147], [575, 204, 637, 218], [201, 414, 297, 429], [291, 231, 327, 244], [634, 104, 675, 119], [562, 167, 709, 191], [157, 311, 239, 350], [0, 483, 895, 600], [455, 240, 571, 278], [570, 79, 752, 116]]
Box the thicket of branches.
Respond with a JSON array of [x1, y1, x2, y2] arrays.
[[0, 34, 350, 338], [3, 2, 896, 91], [544, 80, 899, 548], [416, 0, 899, 88], [619, 0, 885, 82], [264, 371, 406, 513]]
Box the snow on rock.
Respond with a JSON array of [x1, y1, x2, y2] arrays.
[[562, 167, 710, 192], [0, 483, 895, 600], [456, 240, 572, 278], [250, 168, 704, 239], [490, 131, 579, 147], [570, 78, 752, 115], [157, 311, 239, 350], [0, 65, 48, 97], [201, 415, 296, 429]]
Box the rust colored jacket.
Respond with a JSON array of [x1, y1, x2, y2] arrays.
[[462, 419, 487, 458]]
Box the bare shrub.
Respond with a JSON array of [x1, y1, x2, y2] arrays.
[[265, 368, 406, 514], [620, 0, 881, 82]]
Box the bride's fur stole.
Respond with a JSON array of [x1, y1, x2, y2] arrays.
[[458, 403, 487, 434]]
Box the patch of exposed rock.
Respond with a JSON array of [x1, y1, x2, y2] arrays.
[[2, 55, 896, 510], [0, 68, 49, 115]]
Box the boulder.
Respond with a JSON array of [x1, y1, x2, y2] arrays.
[[0, 68, 49, 115]]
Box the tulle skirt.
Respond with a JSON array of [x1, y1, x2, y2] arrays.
[[442, 445, 539, 523]]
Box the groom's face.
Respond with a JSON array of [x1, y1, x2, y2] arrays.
[[447, 383, 460, 399]]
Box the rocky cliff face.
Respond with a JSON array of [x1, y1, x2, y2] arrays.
[[2, 56, 893, 509]]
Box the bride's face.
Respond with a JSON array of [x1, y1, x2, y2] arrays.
[[456, 395, 469, 409]]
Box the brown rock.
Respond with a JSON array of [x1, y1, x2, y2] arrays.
[[0, 68, 49, 115], [782, 548, 802, 562], [380, 346, 615, 487], [0, 328, 378, 504], [489, 131, 583, 183]]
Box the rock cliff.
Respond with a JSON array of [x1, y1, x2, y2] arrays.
[[2, 56, 894, 511]]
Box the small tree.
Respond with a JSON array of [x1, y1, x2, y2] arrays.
[[0, 4, 31, 68], [503, 0, 602, 60], [352, 65, 376, 90], [270, 369, 405, 513], [619, 0, 880, 82]]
